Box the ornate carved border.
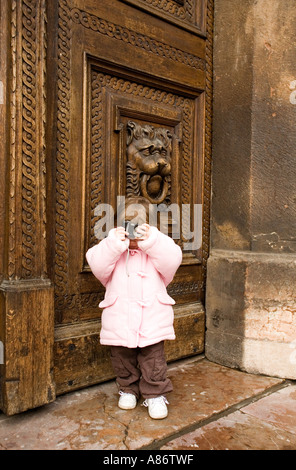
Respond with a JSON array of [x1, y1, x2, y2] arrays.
[[8, 0, 48, 280], [120, 0, 206, 36], [8, 0, 17, 279], [54, 0, 71, 295], [140, 0, 191, 21], [71, 6, 205, 71]]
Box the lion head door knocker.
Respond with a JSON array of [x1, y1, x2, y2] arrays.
[[126, 121, 172, 204]]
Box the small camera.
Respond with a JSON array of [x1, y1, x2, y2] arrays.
[[123, 221, 143, 240]]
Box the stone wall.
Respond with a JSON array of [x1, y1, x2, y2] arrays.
[[206, 0, 296, 378]]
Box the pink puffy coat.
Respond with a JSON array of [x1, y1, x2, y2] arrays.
[[86, 226, 182, 348]]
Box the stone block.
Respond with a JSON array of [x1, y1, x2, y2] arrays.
[[206, 250, 296, 379]]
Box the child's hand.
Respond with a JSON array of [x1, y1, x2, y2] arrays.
[[115, 226, 128, 241], [136, 223, 151, 240]]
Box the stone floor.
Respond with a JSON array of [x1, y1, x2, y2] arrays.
[[0, 357, 295, 450]]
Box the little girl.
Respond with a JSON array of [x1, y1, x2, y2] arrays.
[[86, 197, 182, 419]]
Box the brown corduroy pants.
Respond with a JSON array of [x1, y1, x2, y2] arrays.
[[110, 341, 173, 399]]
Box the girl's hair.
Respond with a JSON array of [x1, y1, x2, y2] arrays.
[[115, 196, 155, 226]]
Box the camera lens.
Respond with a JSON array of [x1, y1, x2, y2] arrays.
[[133, 224, 141, 238]]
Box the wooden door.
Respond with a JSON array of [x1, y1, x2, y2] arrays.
[[48, 0, 213, 395]]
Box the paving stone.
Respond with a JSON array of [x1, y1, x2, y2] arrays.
[[242, 384, 296, 435], [161, 409, 296, 450], [0, 358, 283, 450]]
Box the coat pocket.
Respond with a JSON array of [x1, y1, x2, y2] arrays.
[[156, 292, 176, 305], [99, 293, 118, 308]]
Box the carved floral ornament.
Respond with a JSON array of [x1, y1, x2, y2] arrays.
[[126, 121, 172, 204]]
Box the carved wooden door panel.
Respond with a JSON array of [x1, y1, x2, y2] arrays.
[[48, 0, 213, 394]]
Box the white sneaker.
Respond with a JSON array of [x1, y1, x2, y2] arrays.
[[118, 391, 137, 410], [143, 396, 169, 419]]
